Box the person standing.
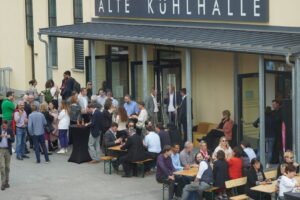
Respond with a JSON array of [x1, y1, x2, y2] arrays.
[[123, 95, 139, 117], [86, 82, 93, 101], [78, 88, 89, 123], [28, 105, 49, 163], [271, 100, 283, 164], [27, 80, 40, 102], [96, 89, 107, 108], [0, 120, 14, 190], [60, 71, 75, 100], [145, 89, 159, 125], [130, 102, 148, 136], [86, 103, 103, 164], [1, 91, 15, 127], [163, 85, 181, 125], [57, 100, 71, 154], [107, 92, 119, 108], [14, 101, 29, 160], [178, 88, 191, 142]]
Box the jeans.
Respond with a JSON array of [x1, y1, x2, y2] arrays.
[[181, 182, 211, 200], [266, 137, 275, 163], [33, 135, 49, 162], [88, 135, 100, 161], [16, 127, 27, 157], [58, 129, 68, 148]]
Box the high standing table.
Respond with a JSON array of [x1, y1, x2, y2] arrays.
[[68, 125, 92, 164], [285, 191, 300, 200]]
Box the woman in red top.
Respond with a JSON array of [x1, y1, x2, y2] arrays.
[[227, 147, 243, 179]]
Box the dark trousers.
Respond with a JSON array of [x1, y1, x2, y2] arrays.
[[181, 120, 187, 142], [168, 112, 176, 125], [203, 130, 224, 152], [33, 135, 49, 162], [157, 176, 176, 200], [145, 152, 159, 171]]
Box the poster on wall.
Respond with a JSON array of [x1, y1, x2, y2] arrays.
[[95, 0, 269, 22]]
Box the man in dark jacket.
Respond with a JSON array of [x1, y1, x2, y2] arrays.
[[0, 120, 15, 190], [87, 103, 103, 164], [103, 122, 122, 156], [60, 71, 75, 100], [120, 132, 148, 177], [155, 123, 171, 151]]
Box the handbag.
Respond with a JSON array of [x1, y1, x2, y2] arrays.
[[44, 123, 55, 133]]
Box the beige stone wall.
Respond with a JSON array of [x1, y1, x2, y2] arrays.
[[0, 0, 32, 92]]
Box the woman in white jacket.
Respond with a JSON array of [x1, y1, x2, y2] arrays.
[[57, 100, 71, 154]]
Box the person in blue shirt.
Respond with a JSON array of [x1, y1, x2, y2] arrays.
[[123, 95, 139, 116], [171, 144, 189, 172]]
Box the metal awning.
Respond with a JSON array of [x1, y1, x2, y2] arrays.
[[39, 19, 300, 56]]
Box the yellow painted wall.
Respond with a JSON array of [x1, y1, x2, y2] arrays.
[[191, 50, 234, 124], [0, 0, 32, 92]]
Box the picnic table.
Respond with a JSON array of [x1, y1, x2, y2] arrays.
[[108, 145, 127, 152], [173, 167, 198, 177]]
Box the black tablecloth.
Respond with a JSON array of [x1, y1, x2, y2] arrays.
[[285, 192, 300, 200], [68, 125, 92, 164]]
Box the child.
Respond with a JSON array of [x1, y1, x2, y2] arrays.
[[213, 150, 229, 200], [278, 164, 300, 199]]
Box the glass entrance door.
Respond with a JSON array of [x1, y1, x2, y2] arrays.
[[239, 74, 260, 149]]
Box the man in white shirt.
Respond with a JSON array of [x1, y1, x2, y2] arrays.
[[96, 89, 107, 108], [78, 88, 88, 112], [163, 85, 181, 125], [130, 102, 148, 136], [144, 126, 161, 171], [181, 153, 213, 200]]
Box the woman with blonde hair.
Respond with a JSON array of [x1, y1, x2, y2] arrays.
[[277, 150, 299, 178], [40, 103, 54, 154], [57, 100, 71, 154], [212, 136, 233, 160]]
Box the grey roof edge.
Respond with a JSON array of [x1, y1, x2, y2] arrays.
[[38, 30, 299, 56], [91, 18, 300, 34]]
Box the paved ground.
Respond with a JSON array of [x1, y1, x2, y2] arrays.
[[1, 149, 162, 200]]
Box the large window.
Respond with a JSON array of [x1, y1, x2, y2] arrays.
[[73, 0, 84, 70], [48, 0, 57, 66], [25, 0, 34, 45]]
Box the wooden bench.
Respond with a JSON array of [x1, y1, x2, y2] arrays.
[[100, 156, 116, 175], [204, 186, 219, 200], [132, 158, 154, 178], [225, 177, 249, 200], [157, 182, 168, 200]]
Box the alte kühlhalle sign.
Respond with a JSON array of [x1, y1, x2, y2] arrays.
[[95, 0, 269, 22]]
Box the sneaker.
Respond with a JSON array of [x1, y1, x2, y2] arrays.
[[57, 149, 65, 154], [222, 194, 228, 200], [22, 155, 30, 159], [45, 160, 50, 164], [16, 156, 23, 160], [65, 148, 68, 153]]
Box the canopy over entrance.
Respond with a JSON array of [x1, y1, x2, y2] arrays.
[[39, 19, 300, 56]]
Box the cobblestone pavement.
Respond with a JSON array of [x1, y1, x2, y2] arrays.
[[0, 149, 162, 200]]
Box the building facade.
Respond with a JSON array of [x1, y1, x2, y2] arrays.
[[1, 0, 300, 164]]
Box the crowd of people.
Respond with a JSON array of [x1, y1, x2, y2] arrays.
[[0, 70, 298, 200]]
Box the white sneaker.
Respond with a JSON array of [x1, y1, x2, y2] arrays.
[[57, 149, 65, 154]]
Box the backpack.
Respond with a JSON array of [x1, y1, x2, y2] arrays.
[[73, 78, 81, 93], [43, 89, 53, 103]]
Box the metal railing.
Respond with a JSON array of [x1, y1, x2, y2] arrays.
[[0, 67, 12, 96]]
